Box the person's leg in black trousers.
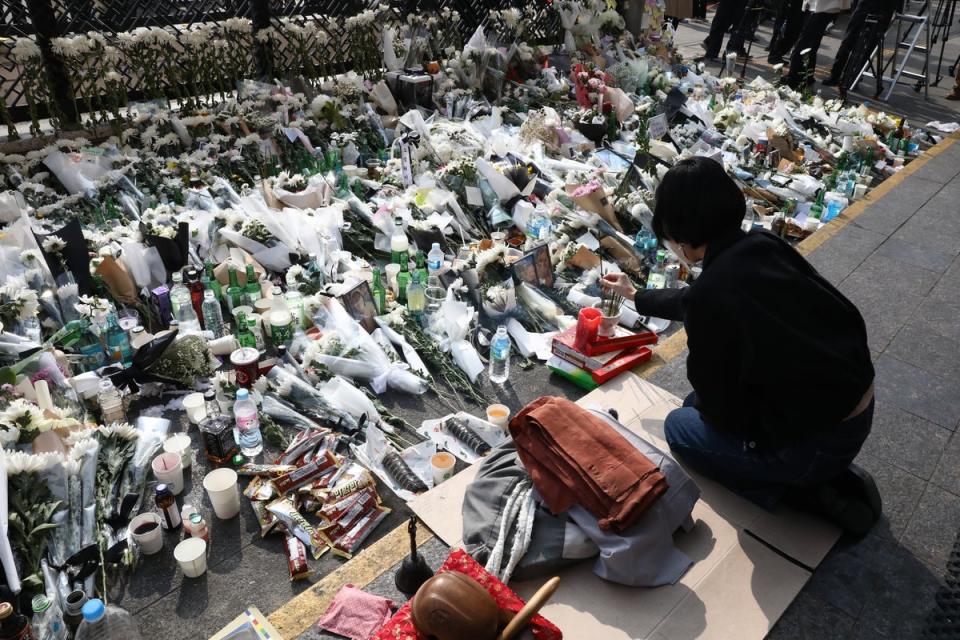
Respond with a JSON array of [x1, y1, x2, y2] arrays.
[[785, 11, 834, 87], [825, 0, 892, 83], [703, 0, 748, 57], [769, 0, 804, 63], [694, 0, 708, 20]]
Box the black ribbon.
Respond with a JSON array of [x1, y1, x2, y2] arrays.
[[140, 221, 190, 277], [105, 329, 178, 393], [33, 219, 93, 295]]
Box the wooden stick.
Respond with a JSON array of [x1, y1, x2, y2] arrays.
[[497, 577, 561, 640]]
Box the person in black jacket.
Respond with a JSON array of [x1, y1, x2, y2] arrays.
[[602, 157, 881, 535]]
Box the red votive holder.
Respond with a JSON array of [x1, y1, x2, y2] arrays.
[[575, 307, 602, 351]]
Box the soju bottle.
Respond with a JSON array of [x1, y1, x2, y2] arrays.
[[646, 251, 667, 290], [104, 313, 133, 366], [169, 271, 189, 317], [371, 266, 387, 315], [243, 264, 261, 305], [860, 148, 874, 177], [396, 261, 410, 304], [235, 311, 257, 349], [203, 260, 222, 301], [809, 190, 826, 219], [226, 265, 244, 312], [414, 251, 429, 284]]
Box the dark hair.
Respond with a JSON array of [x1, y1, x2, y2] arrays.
[[652, 156, 745, 247]]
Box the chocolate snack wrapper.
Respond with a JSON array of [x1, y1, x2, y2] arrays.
[[272, 451, 339, 495], [285, 531, 314, 581], [317, 486, 382, 526], [267, 497, 329, 560], [238, 463, 298, 477], [321, 471, 375, 501], [243, 476, 278, 502], [323, 504, 391, 559], [251, 499, 280, 538]]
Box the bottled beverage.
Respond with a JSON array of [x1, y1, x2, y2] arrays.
[[234, 312, 257, 349], [169, 271, 189, 317], [104, 314, 133, 365], [203, 260, 222, 301], [488, 326, 511, 385], [63, 592, 86, 638], [78, 320, 105, 371], [226, 265, 244, 312], [31, 595, 67, 640], [174, 293, 202, 335], [155, 484, 181, 530], [0, 601, 33, 640], [186, 269, 204, 321], [181, 504, 198, 535], [427, 243, 444, 274], [199, 391, 238, 465], [234, 388, 262, 456], [267, 287, 293, 348], [201, 290, 225, 338], [390, 216, 409, 265], [74, 599, 142, 640], [247, 317, 265, 351], [396, 261, 410, 304], [283, 289, 304, 329], [243, 264, 261, 306], [371, 267, 387, 315], [414, 251, 429, 284], [406, 272, 425, 318], [809, 190, 825, 220], [189, 513, 209, 543], [646, 251, 667, 289], [97, 379, 125, 425]]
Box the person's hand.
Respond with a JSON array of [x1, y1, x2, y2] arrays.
[[601, 273, 636, 300]]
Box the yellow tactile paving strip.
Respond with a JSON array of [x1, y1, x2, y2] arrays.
[[266, 130, 960, 637]]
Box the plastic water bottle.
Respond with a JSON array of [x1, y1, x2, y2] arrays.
[[32, 594, 68, 640], [74, 599, 142, 640], [489, 325, 511, 385], [233, 389, 262, 456], [201, 290, 225, 338], [427, 243, 444, 274]]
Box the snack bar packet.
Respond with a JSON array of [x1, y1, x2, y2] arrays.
[[285, 531, 315, 581], [238, 463, 298, 477], [266, 496, 329, 560], [272, 451, 340, 494]]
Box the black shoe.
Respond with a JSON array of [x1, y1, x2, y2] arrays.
[[767, 54, 785, 65], [813, 465, 882, 536], [822, 76, 840, 87], [726, 46, 749, 57], [700, 40, 719, 59]]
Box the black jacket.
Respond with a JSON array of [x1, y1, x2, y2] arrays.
[[635, 228, 874, 446]]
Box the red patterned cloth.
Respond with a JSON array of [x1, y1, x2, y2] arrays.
[[372, 549, 563, 640]]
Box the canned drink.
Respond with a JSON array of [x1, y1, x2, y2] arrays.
[[665, 264, 680, 289], [230, 347, 260, 388]]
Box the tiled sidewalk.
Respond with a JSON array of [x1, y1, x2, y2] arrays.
[[649, 138, 960, 638]]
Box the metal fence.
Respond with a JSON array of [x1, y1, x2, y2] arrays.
[[0, 0, 559, 125]]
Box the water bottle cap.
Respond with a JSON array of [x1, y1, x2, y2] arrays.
[[431, 243, 440, 250], [32, 595, 50, 613], [81, 599, 105, 622], [236, 388, 249, 400]]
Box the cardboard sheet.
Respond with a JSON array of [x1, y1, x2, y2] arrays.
[[409, 372, 843, 639]]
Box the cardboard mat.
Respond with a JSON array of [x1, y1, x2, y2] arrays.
[[409, 372, 841, 640]]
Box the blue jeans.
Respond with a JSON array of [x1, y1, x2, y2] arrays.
[[665, 393, 874, 509]]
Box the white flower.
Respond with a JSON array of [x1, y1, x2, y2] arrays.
[[41, 236, 66, 253], [0, 450, 62, 475], [0, 399, 42, 431], [11, 37, 41, 62]]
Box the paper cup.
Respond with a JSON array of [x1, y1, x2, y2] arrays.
[[163, 434, 193, 469], [182, 393, 206, 424], [598, 313, 621, 338], [486, 404, 510, 429], [431, 452, 456, 486], [384, 264, 401, 295], [129, 513, 163, 555], [174, 538, 208, 578], [152, 452, 184, 495], [253, 299, 273, 315], [203, 468, 240, 519], [231, 305, 253, 322]]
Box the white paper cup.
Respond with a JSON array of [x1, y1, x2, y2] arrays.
[[129, 513, 163, 555], [231, 305, 253, 322], [152, 452, 184, 495], [163, 434, 193, 469], [384, 263, 401, 295], [182, 393, 206, 424], [431, 452, 456, 486], [253, 299, 273, 315], [203, 468, 240, 519], [174, 538, 208, 578], [486, 404, 511, 429]]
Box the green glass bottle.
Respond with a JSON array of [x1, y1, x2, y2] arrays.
[[244, 264, 261, 305], [396, 261, 410, 305], [235, 311, 257, 348], [226, 265, 244, 311], [809, 190, 826, 220], [414, 250, 429, 284], [371, 266, 387, 315], [204, 260, 222, 300]]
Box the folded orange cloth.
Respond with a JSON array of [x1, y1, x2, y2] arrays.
[[509, 396, 669, 533]]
